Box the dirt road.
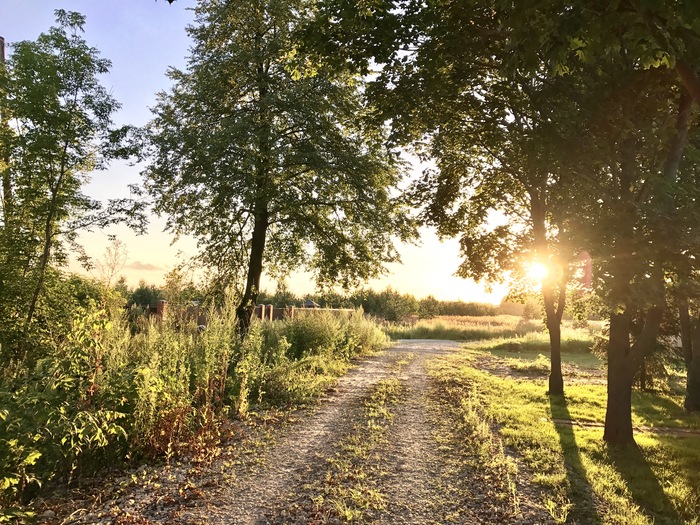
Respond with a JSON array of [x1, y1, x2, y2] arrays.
[[51, 340, 553, 525]]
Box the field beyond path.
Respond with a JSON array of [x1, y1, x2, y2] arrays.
[[49, 340, 554, 524]]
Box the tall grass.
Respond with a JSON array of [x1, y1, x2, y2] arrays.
[[385, 315, 545, 341], [0, 303, 387, 515], [386, 315, 602, 352]]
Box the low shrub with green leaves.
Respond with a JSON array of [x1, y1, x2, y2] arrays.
[[0, 301, 387, 515]]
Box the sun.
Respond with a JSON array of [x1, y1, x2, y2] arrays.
[[525, 262, 549, 284]]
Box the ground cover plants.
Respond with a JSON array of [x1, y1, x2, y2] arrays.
[[385, 314, 561, 341], [430, 324, 700, 524], [0, 301, 388, 520]]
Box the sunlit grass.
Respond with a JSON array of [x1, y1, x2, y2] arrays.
[[385, 314, 545, 340], [385, 315, 604, 350], [431, 342, 700, 525]]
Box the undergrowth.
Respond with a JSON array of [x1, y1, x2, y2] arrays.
[[0, 304, 387, 518]]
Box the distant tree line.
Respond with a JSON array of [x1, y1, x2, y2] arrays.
[[256, 285, 498, 321]]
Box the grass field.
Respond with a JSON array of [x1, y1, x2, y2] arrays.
[[426, 316, 700, 524]]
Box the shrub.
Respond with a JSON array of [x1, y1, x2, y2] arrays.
[[0, 298, 388, 513]]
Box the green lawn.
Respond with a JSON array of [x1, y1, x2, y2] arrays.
[[430, 341, 700, 525]]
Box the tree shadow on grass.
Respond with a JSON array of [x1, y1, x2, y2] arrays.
[[608, 441, 683, 525], [549, 394, 601, 524]]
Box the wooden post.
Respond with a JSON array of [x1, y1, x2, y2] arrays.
[[156, 300, 167, 321]]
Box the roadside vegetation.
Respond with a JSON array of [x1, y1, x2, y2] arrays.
[[0, 283, 387, 520], [430, 324, 700, 525]]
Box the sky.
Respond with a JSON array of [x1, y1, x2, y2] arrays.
[[2, 1, 509, 304]]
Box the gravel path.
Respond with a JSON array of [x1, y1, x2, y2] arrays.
[[376, 341, 465, 524], [178, 342, 415, 525], [46, 340, 554, 524]]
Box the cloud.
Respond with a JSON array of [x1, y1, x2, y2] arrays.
[[125, 261, 162, 271]]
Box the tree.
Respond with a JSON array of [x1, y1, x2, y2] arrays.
[[94, 239, 128, 290], [144, 0, 414, 333], [130, 280, 164, 306], [0, 11, 144, 363], [310, 0, 586, 395], [307, 0, 700, 444], [494, 1, 699, 443]]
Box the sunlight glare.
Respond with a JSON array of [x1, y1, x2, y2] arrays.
[[526, 262, 549, 284]]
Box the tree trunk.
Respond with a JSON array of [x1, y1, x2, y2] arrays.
[[604, 311, 636, 445], [235, 208, 269, 335], [530, 189, 565, 395], [684, 316, 700, 411], [25, 218, 55, 329], [685, 357, 700, 411], [675, 61, 700, 107], [679, 298, 693, 367], [604, 355, 636, 445], [604, 306, 663, 445]]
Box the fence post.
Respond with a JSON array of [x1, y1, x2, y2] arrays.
[[156, 300, 167, 321], [267, 304, 274, 321]]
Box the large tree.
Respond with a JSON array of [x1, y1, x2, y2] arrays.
[[308, 0, 700, 444], [0, 10, 142, 364], [144, 0, 413, 331], [502, 1, 700, 446], [310, 0, 587, 395]]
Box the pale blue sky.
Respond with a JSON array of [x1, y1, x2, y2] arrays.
[[2, 1, 507, 303]]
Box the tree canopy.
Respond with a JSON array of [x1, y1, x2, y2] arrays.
[[144, 0, 415, 329]]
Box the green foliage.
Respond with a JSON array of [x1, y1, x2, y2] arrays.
[[353, 288, 418, 322], [130, 279, 164, 306], [0, 10, 143, 367], [417, 295, 440, 319], [0, 292, 387, 511], [144, 0, 415, 315], [440, 300, 497, 316], [0, 308, 129, 515], [259, 310, 388, 404], [521, 300, 540, 321]]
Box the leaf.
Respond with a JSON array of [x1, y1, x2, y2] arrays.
[[21, 450, 42, 466]]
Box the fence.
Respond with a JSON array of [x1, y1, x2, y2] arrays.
[[128, 300, 353, 326], [253, 304, 354, 321]]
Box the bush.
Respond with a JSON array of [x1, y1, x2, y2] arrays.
[[259, 310, 387, 404], [0, 299, 387, 513]]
